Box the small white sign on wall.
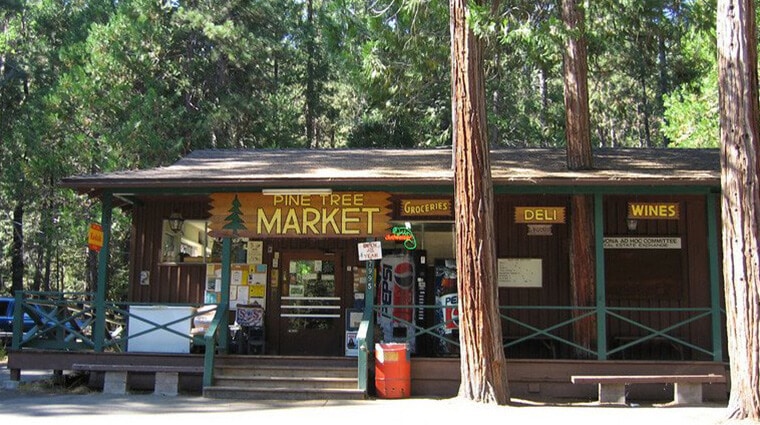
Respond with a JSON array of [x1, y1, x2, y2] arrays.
[[603, 237, 682, 249], [498, 258, 543, 288], [358, 241, 383, 261]]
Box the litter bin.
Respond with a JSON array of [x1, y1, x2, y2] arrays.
[[375, 342, 411, 398]]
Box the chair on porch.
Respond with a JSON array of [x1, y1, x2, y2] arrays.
[[235, 304, 265, 355]]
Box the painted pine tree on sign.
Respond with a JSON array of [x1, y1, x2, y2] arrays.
[[224, 195, 247, 233]]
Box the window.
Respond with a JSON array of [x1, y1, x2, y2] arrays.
[[160, 220, 216, 263]]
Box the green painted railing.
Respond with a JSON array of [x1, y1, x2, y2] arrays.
[[202, 307, 226, 387], [12, 291, 226, 387], [13, 292, 724, 394], [355, 303, 726, 392]]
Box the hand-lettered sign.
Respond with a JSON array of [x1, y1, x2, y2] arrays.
[[208, 192, 392, 238]]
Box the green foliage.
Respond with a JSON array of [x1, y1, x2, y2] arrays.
[[486, 0, 565, 146], [347, 113, 416, 148], [339, 0, 452, 147], [662, 36, 719, 148]]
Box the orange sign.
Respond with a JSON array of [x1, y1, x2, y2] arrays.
[[628, 202, 680, 219], [209, 192, 392, 238], [514, 207, 566, 224], [88, 223, 103, 252]]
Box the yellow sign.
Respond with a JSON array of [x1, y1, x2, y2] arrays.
[[208, 192, 391, 238], [88, 223, 103, 252], [399, 198, 453, 218], [514, 207, 566, 224], [628, 202, 680, 219]]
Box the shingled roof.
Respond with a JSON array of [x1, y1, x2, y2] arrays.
[[60, 148, 720, 195]]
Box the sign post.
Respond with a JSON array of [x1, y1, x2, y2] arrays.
[[357, 240, 382, 390]]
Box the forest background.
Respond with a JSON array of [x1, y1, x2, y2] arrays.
[[0, 0, 733, 299]]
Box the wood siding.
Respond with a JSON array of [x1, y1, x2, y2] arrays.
[[126, 193, 721, 360], [495, 195, 572, 358], [128, 196, 211, 303]]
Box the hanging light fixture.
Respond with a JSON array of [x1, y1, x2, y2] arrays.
[[168, 212, 184, 233]]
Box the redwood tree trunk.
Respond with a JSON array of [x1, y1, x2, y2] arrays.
[[569, 196, 596, 356], [11, 201, 24, 295], [450, 0, 509, 404], [717, 0, 760, 420], [562, 0, 592, 170], [562, 0, 596, 356]]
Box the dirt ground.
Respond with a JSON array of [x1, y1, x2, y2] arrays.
[[2, 360, 757, 425]]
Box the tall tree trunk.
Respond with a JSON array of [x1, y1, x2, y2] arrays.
[[639, 72, 651, 147], [562, 0, 596, 357], [562, 0, 592, 170], [540, 65, 549, 147], [305, 0, 317, 148], [717, 0, 760, 420], [11, 202, 24, 295], [43, 248, 52, 292], [87, 247, 98, 294], [32, 247, 42, 292], [489, 51, 501, 147], [450, 0, 509, 405], [569, 196, 596, 356], [658, 32, 670, 146]]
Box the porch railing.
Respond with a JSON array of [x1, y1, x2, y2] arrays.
[[356, 302, 726, 392], [11, 292, 725, 394], [11, 291, 225, 386]]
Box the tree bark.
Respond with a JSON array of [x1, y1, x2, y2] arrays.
[[569, 195, 596, 356], [562, 0, 596, 357], [86, 249, 98, 294], [450, 0, 510, 404], [717, 0, 760, 420], [306, 0, 317, 148], [562, 0, 592, 170], [11, 201, 24, 295]]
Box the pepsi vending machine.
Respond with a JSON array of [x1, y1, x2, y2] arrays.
[[433, 258, 459, 356], [377, 251, 427, 353]]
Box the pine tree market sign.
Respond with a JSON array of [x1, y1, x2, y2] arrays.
[[208, 192, 391, 238]]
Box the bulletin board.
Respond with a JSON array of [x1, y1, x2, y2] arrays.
[[497, 258, 542, 288], [205, 263, 268, 309]]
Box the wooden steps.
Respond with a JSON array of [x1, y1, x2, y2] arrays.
[[202, 355, 367, 400]]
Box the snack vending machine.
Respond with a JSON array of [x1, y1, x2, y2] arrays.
[[377, 251, 427, 354]]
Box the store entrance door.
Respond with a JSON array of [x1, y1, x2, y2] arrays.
[[278, 251, 343, 356]]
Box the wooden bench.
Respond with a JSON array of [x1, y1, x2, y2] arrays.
[[571, 374, 726, 405], [72, 363, 203, 396]]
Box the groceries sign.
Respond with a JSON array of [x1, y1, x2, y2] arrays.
[[398, 198, 453, 219], [209, 192, 391, 238]]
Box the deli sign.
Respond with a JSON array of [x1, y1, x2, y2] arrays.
[[514, 207, 566, 224], [208, 192, 391, 238]]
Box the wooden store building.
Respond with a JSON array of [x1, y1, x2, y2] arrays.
[[7, 147, 729, 403]]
